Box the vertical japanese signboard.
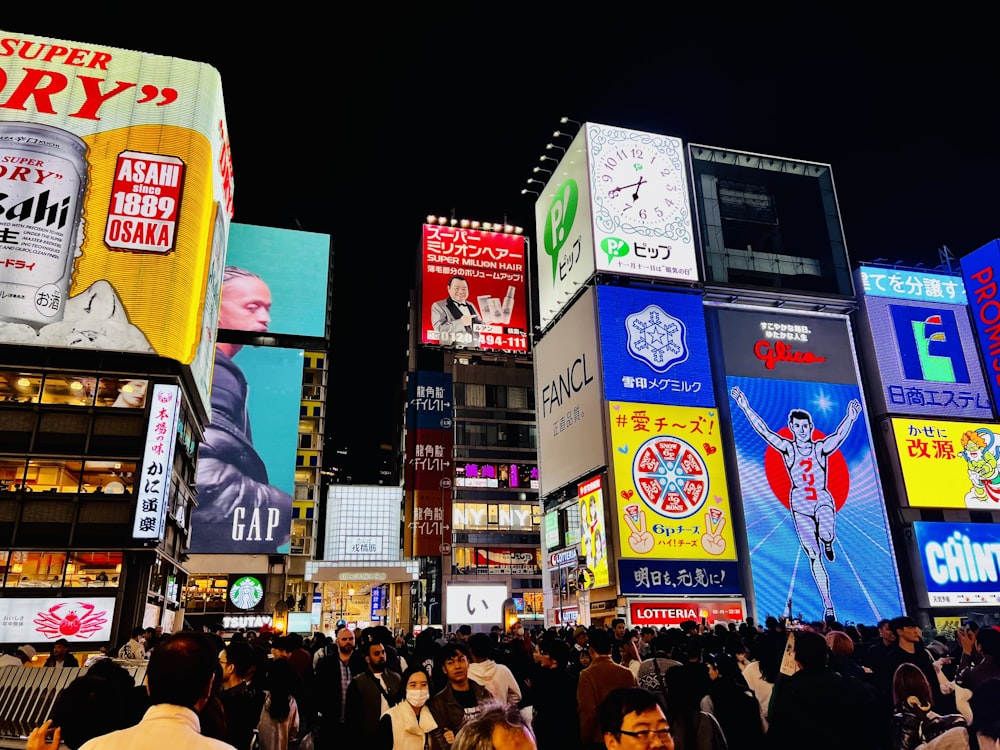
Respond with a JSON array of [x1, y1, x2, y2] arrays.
[[404, 371, 453, 557], [715, 307, 903, 623], [0, 30, 232, 417], [133, 384, 181, 540], [854, 268, 990, 419], [420, 225, 528, 352]]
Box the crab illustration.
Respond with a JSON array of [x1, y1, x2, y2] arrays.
[[33, 601, 108, 640]]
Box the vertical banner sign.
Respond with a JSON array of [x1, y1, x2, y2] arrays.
[[961, 240, 1000, 411], [716, 307, 903, 624], [371, 586, 384, 621], [133, 384, 181, 540], [578, 476, 610, 588], [420, 225, 528, 352], [404, 371, 453, 557], [597, 286, 714, 407]]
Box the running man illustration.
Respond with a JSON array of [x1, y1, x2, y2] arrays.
[[730, 386, 862, 620]]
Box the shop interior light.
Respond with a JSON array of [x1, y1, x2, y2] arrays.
[[70, 381, 83, 391]]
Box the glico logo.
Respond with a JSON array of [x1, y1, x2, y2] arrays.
[[890, 305, 969, 384], [753, 340, 826, 370]]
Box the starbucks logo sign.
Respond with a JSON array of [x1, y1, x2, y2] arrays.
[[229, 576, 264, 610]]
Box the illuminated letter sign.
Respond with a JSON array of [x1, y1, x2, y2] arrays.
[[890, 305, 970, 384]]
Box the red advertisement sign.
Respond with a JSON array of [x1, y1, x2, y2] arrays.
[[105, 151, 184, 253], [420, 224, 528, 353], [628, 599, 746, 626]]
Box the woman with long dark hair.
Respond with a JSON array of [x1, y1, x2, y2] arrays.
[[256, 658, 300, 750]]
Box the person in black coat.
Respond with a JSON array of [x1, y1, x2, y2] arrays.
[[531, 639, 579, 750]]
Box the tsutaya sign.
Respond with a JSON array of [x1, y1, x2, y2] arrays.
[[222, 613, 273, 630]]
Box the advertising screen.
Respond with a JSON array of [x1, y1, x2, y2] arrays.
[[857, 267, 967, 305], [857, 293, 990, 419], [597, 286, 713, 407], [0, 597, 115, 643], [534, 128, 595, 332], [609, 402, 737, 564], [717, 307, 903, 623], [445, 583, 508, 626], [420, 224, 527, 353], [628, 598, 746, 627], [578, 475, 610, 588], [0, 31, 232, 411], [890, 416, 1000, 508], [913, 522, 1000, 606], [455, 461, 539, 489], [587, 123, 697, 282], [618, 559, 740, 597], [534, 287, 605, 496], [961, 240, 1000, 410], [190, 347, 302, 554], [224, 224, 330, 339]]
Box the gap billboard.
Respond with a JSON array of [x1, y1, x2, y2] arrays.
[[714, 307, 903, 623], [0, 30, 233, 416], [854, 269, 990, 419]]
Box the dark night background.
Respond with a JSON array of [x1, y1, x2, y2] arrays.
[[3, 12, 997, 480]]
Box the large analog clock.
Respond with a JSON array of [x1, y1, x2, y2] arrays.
[[590, 126, 687, 237]]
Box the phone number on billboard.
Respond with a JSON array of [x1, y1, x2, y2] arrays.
[[480, 334, 527, 350]]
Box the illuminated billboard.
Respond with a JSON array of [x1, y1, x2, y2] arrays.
[[618, 559, 740, 597], [857, 267, 967, 305], [0, 30, 232, 414], [628, 598, 746, 627], [889, 416, 1000, 508], [856, 289, 990, 419], [133, 384, 181, 541], [534, 128, 595, 331], [716, 307, 903, 623], [420, 224, 527, 353], [445, 583, 508, 626], [609, 402, 737, 563], [455, 461, 539, 489], [913, 522, 1000, 607], [404, 371, 453, 557], [587, 123, 697, 281], [190, 347, 302, 554], [534, 287, 605, 496], [0, 597, 116, 643], [597, 286, 713, 407], [578, 475, 610, 588], [325, 485, 403, 560], [224, 224, 330, 338], [961, 240, 1000, 410]]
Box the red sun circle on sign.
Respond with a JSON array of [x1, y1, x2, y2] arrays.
[[763, 427, 849, 511]]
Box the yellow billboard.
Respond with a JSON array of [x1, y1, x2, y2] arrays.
[[0, 31, 232, 413], [578, 475, 610, 588], [610, 402, 737, 560], [892, 417, 1000, 508]]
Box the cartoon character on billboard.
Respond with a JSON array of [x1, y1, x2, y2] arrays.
[[961, 429, 1000, 503], [580, 493, 606, 574], [730, 386, 862, 621]]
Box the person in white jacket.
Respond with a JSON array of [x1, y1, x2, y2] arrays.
[[467, 633, 521, 705]]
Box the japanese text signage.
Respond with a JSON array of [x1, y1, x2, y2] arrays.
[[404, 371, 453, 557], [133, 384, 180, 540], [913, 522, 1000, 606], [420, 224, 528, 353], [0, 31, 232, 416], [858, 267, 967, 305], [890, 417, 1000, 509], [0, 597, 115, 643], [578, 475, 610, 588], [371, 586, 384, 621], [628, 598, 747, 627], [618, 559, 740, 596], [855, 282, 990, 419], [598, 285, 713, 407], [610, 402, 737, 563], [715, 307, 904, 624], [961, 240, 1000, 411], [445, 583, 508, 626]]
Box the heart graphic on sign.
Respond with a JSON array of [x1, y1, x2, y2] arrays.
[[621, 490, 634, 500], [613, 404, 621, 411], [617, 444, 629, 454], [714, 495, 723, 504], [703, 443, 717, 455]]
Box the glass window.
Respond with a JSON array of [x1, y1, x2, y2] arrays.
[[0, 371, 41, 403], [508, 386, 528, 409], [24, 459, 83, 493], [81, 461, 136, 494], [453, 546, 474, 575], [0, 458, 26, 492], [65, 551, 122, 588], [465, 384, 486, 408], [40, 375, 97, 406], [95, 378, 149, 409], [6, 551, 66, 588]]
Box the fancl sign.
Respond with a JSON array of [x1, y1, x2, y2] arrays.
[[914, 522, 1000, 606]]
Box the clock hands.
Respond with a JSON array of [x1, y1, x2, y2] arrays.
[[608, 175, 647, 199], [632, 175, 646, 201]]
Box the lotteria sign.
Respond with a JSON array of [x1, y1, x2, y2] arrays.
[[628, 598, 746, 626], [913, 521, 1000, 606]]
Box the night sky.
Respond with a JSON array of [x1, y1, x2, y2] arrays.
[[4, 12, 997, 480]]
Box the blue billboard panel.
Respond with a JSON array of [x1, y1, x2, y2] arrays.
[[597, 286, 714, 407], [192, 347, 303, 554], [858, 267, 967, 305], [407, 371, 454, 431], [618, 559, 741, 596], [913, 522, 1000, 606], [961, 240, 1000, 412], [224, 223, 330, 339], [859, 295, 991, 419]]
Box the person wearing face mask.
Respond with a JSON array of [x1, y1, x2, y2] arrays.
[[376, 665, 447, 750]]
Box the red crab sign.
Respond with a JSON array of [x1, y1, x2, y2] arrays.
[[0, 598, 115, 642]]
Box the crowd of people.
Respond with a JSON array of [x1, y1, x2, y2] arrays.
[[16, 614, 1000, 750]]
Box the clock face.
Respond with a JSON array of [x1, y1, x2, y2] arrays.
[[590, 130, 687, 235]]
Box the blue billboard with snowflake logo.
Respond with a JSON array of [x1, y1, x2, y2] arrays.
[[597, 285, 714, 408]]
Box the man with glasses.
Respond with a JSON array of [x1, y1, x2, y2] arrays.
[[599, 687, 673, 750]]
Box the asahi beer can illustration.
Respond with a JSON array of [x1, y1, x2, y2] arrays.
[[0, 122, 88, 327]]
